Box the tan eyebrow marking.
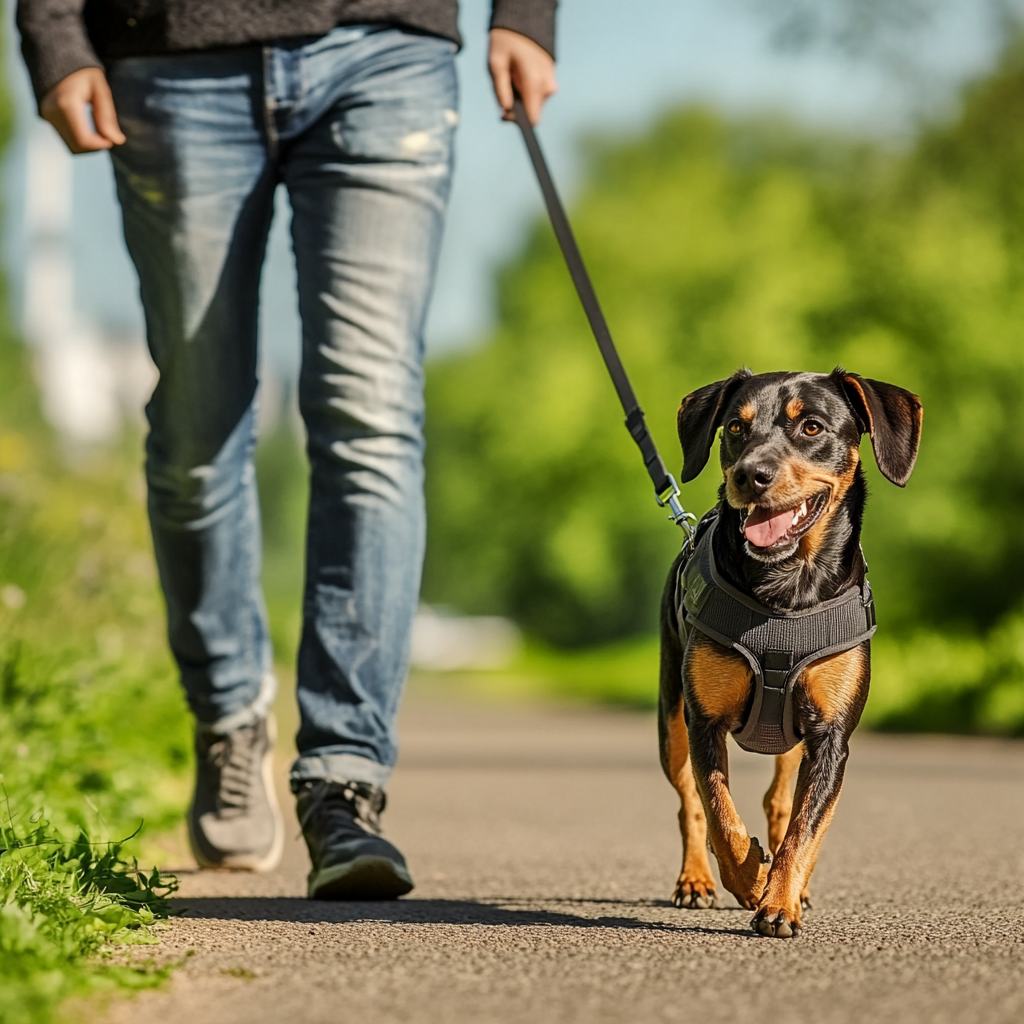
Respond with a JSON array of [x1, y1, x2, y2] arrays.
[[738, 403, 756, 423], [786, 398, 804, 420]]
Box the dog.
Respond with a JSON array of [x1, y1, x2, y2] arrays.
[[658, 367, 922, 938]]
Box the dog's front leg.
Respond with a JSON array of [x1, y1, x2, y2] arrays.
[[686, 711, 771, 909], [752, 645, 870, 937], [763, 745, 813, 907], [751, 722, 851, 938]]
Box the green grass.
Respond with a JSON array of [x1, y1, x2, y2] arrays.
[[0, 327, 192, 1022], [0, 816, 179, 1024]]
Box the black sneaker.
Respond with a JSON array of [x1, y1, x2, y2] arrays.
[[187, 713, 284, 872], [296, 780, 414, 900]]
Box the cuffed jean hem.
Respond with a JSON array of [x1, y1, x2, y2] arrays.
[[198, 674, 277, 736], [289, 754, 392, 792]]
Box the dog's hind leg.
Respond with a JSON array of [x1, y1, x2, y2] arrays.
[[663, 704, 719, 909], [763, 745, 803, 854]]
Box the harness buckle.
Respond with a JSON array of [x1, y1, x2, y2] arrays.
[[657, 475, 697, 540]]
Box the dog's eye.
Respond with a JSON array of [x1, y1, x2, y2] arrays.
[[727, 420, 743, 436], [803, 420, 823, 436]]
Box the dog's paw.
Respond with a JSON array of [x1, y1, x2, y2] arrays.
[[800, 888, 812, 911], [671, 875, 720, 910], [719, 836, 771, 909], [751, 904, 802, 939]]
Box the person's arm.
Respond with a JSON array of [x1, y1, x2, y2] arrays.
[[17, 1, 124, 153], [488, 1, 558, 124]]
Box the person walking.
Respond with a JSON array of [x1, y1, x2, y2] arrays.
[[17, 0, 558, 899]]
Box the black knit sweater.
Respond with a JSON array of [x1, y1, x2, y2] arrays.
[[17, 0, 558, 102]]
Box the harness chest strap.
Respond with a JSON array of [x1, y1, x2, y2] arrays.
[[676, 516, 877, 756]]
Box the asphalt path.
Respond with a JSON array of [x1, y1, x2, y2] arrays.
[[102, 697, 1024, 1024]]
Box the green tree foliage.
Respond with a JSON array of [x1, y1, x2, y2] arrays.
[[423, 41, 1024, 730], [424, 111, 859, 645], [749, 0, 931, 54]]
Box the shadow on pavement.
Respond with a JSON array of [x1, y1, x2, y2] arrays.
[[174, 896, 752, 935]]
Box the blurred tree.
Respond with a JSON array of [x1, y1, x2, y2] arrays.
[[424, 110, 870, 645], [422, 34, 1024, 674], [749, 0, 931, 55], [745, 0, 1024, 57]]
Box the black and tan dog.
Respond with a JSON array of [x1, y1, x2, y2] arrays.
[[658, 368, 922, 938]]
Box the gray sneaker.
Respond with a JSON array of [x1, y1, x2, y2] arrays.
[[188, 713, 284, 872], [296, 780, 413, 900]]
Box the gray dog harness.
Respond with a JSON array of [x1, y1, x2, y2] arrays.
[[676, 513, 877, 755]]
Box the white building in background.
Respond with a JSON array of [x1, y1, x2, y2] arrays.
[[410, 605, 521, 672], [22, 121, 154, 448]]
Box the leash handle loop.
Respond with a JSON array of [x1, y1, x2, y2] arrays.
[[511, 97, 693, 536]]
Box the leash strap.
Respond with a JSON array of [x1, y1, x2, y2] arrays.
[[512, 98, 694, 536]]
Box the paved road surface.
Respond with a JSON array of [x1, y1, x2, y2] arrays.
[[103, 699, 1024, 1024]]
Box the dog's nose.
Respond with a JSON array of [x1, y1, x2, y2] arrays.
[[733, 463, 776, 497], [752, 467, 775, 495]]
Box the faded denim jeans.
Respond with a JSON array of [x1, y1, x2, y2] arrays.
[[108, 24, 457, 789]]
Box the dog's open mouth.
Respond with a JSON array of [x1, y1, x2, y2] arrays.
[[743, 491, 828, 550]]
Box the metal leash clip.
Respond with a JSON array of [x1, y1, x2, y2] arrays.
[[657, 476, 697, 540]]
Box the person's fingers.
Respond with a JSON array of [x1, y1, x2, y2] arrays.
[[489, 29, 558, 123], [40, 68, 122, 154], [56, 97, 112, 152], [488, 48, 515, 116], [90, 77, 126, 146], [41, 101, 110, 153], [511, 62, 558, 125]]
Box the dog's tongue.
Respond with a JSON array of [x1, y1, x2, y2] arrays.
[[744, 506, 795, 548]]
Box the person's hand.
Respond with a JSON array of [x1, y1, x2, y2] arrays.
[[40, 67, 126, 154], [488, 28, 557, 125]]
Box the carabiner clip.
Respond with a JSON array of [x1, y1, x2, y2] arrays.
[[657, 475, 697, 541]]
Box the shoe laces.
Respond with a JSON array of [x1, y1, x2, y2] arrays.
[[205, 723, 260, 818], [298, 780, 386, 837]]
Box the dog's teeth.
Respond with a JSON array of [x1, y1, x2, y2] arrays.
[[792, 513, 800, 526], [799, 500, 807, 517]]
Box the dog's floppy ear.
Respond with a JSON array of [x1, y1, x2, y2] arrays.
[[835, 369, 922, 487], [677, 369, 753, 483]]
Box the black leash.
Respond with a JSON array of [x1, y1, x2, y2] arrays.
[[511, 98, 694, 537]]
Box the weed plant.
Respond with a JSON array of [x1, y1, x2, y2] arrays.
[[0, 815, 178, 1024]]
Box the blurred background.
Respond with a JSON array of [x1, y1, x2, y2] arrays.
[[3, 0, 1024, 862]]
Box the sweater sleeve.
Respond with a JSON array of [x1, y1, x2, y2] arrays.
[[490, 0, 558, 58], [16, 0, 103, 104]]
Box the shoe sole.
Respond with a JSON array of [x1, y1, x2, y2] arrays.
[[188, 713, 285, 874], [308, 855, 414, 900]]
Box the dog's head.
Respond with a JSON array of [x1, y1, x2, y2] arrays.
[[677, 368, 922, 563]]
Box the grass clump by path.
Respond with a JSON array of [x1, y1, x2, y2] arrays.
[[0, 323, 193, 1020], [0, 817, 178, 1024]]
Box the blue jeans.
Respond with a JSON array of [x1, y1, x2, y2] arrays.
[[108, 25, 457, 790]]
